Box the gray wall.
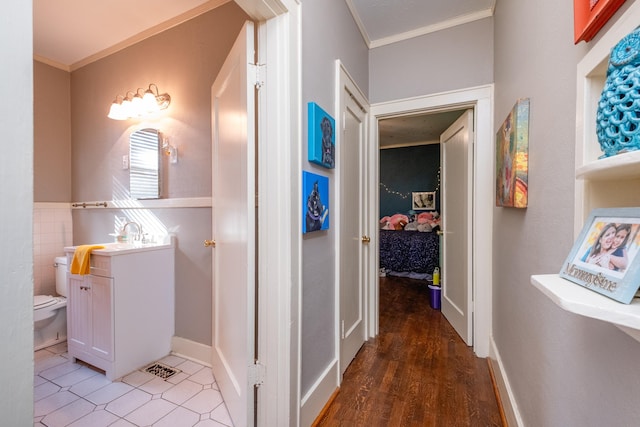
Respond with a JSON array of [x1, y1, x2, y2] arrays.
[[0, 0, 34, 424], [369, 17, 493, 104], [300, 0, 368, 396], [34, 61, 71, 202], [71, 3, 249, 345], [70, 3, 249, 202], [33, 3, 250, 346], [493, 0, 640, 425]]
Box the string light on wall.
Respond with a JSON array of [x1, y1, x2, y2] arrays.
[[107, 84, 171, 120], [379, 182, 411, 199], [380, 167, 441, 198]]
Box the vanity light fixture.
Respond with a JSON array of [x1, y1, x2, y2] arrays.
[[107, 84, 171, 120]]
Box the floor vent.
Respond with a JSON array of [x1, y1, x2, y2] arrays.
[[144, 363, 180, 380]]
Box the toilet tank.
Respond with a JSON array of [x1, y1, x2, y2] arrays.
[[55, 256, 68, 297]]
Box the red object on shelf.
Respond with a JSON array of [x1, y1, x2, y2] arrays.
[[574, 0, 627, 44]]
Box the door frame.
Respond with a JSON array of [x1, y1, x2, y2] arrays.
[[233, 0, 301, 425], [368, 85, 494, 357]]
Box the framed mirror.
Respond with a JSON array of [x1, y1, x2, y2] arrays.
[[130, 128, 161, 199]]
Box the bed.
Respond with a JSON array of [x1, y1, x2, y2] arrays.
[[379, 229, 440, 280]]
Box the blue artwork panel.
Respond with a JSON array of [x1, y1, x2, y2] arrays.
[[302, 171, 329, 233], [307, 102, 335, 169]]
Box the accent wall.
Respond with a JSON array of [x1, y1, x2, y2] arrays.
[[379, 144, 441, 217]]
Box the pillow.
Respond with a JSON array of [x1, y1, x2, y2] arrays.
[[417, 212, 434, 223], [417, 223, 432, 232], [389, 213, 409, 230], [404, 221, 418, 231]]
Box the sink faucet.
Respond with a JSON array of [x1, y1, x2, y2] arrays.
[[122, 221, 143, 241]]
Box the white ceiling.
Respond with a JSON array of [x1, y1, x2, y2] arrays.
[[379, 110, 465, 148], [33, 0, 226, 69], [33, 0, 494, 144], [34, 0, 495, 69]]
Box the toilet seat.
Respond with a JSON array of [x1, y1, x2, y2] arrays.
[[34, 295, 57, 310]]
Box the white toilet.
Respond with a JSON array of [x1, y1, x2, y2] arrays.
[[34, 256, 68, 350]]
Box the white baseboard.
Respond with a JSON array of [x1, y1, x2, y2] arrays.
[[489, 335, 523, 427], [171, 336, 212, 367], [300, 359, 339, 427]]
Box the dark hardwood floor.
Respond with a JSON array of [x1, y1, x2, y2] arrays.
[[315, 276, 503, 427]]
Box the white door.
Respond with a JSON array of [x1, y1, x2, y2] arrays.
[[211, 21, 256, 427], [338, 64, 368, 375], [440, 109, 474, 345]]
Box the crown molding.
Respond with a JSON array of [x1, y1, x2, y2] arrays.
[[33, 55, 71, 72], [370, 7, 494, 49], [345, 0, 372, 48], [345, 0, 495, 50]]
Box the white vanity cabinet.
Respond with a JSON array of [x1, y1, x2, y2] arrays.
[[67, 272, 113, 362], [66, 242, 174, 380]]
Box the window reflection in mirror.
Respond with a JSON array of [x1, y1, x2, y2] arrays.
[[130, 128, 161, 199]]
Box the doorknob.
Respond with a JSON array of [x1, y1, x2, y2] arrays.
[[361, 235, 370, 243], [204, 239, 216, 247], [436, 230, 444, 236]]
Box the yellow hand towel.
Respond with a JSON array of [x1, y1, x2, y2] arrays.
[[70, 245, 105, 275]]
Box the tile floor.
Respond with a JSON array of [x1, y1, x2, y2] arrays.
[[34, 342, 234, 427]]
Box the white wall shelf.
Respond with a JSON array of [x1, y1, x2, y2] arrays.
[[531, 274, 640, 341], [531, 2, 640, 344], [575, 151, 640, 181]]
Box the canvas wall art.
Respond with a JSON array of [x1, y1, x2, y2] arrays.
[[496, 98, 530, 208], [307, 102, 335, 169], [302, 171, 329, 233]]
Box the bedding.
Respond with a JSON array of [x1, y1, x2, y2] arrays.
[[379, 229, 439, 279]]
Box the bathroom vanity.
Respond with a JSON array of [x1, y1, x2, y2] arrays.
[[65, 241, 174, 380]]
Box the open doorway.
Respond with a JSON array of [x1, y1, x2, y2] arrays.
[[378, 110, 464, 279], [378, 109, 471, 341], [368, 85, 494, 357], [31, 1, 299, 425]]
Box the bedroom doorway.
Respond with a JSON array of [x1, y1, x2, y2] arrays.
[[368, 85, 494, 357], [378, 109, 469, 341]]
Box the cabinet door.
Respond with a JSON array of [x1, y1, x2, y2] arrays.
[[89, 275, 114, 361], [67, 275, 91, 351]]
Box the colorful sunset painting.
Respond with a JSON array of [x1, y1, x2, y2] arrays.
[[496, 98, 529, 208]]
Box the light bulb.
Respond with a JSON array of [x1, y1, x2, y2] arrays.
[[107, 100, 127, 120], [131, 94, 144, 116], [142, 91, 160, 114], [121, 98, 133, 118]]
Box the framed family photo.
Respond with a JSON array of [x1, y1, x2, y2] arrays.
[[412, 191, 436, 211], [559, 208, 640, 304]]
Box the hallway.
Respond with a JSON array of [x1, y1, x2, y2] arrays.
[[315, 276, 503, 426]]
